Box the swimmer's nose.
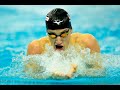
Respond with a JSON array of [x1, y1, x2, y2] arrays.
[[56, 36, 63, 45]]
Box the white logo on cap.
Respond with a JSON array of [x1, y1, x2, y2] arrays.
[[53, 20, 63, 25], [46, 16, 49, 21]]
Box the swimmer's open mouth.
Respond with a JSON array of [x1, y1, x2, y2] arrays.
[[55, 45, 63, 50]]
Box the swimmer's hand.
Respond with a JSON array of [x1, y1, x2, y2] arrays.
[[52, 64, 77, 79], [84, 62, 105, 77]]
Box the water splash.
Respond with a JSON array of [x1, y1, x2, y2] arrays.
[[0, 44, 120, 80]]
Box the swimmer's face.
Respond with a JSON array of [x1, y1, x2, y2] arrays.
[[47, 28, 72, 51]]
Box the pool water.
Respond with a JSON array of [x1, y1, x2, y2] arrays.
[[0, 5, 120, 85]]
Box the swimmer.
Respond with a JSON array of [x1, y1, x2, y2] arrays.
[[26, 8, 102, 79]]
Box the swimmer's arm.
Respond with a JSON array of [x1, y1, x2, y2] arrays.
[[82, 34, 100, 53], [52, 64, 77, 79], [25, 41, 43, 73], [84, 61, 105, 77], [27, 40, 43, 55], [23, 58, 40, 73], [84, 34, 103, 69], [84, 53, 105, 77]]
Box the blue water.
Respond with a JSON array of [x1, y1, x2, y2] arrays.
[[0, 5, 120, 85]]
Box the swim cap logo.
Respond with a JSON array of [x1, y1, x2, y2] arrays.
[[46, 16, 49, 21], [53, 20, 63, 25]]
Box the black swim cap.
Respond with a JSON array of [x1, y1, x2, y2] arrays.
[[45, 8, 72, 30]]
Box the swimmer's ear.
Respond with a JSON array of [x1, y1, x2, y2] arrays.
[[69, 29, 72, 34]]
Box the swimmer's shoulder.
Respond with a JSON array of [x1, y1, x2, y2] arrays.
[[71, 32, 82, 37], [71, 33, 100, 53], [70, 32, 82, 44], [38, 36, 50, 44], [71, 32, 93, 39], [78, 33, 100, 53], [27, 36, 50, 55]]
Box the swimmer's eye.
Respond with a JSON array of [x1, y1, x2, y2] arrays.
[[60, 33, 68, 38], [49, 34, 56, 39], [60, 29, 69, 38]]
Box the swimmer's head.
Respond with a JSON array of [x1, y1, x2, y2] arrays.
[[45, 8, 72, 30], [45, 8, 72, 51]]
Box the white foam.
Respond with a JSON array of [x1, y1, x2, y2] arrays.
[[20, 44, 105, 79], [0, 44, 120, 79]]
